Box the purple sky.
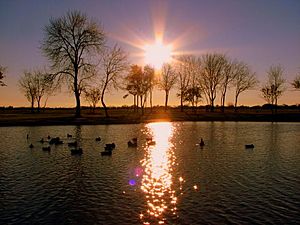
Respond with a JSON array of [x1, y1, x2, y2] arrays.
[[0, 0, 300, 107]]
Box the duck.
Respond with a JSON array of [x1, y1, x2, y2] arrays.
[[29, 143, 34, 148], [128, 140, 137, 148], [104, 143, 116, 151], [68, 141, 78, 147], [71, 148, 83, 155], [245, 144, 254, 149], [49, 137, 63, 145], [101, 150, 112, 156], [95, 137, 101, 141], [67, 133, 72, 138], [42, 146, 51, 151], [200, 138, 205, 147], [128, 138, 138, 147]]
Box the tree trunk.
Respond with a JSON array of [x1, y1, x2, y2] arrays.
[[136, 95, 139, 112], [234, 93, 239, 112], [74, 69, 81, 117], [180, 91, 184, 112], [140, 95, 144, 115], [31, 97, 34, 113], [150, 89, 153, 111], [210, 98, 214, 112], [133, 94, 136, 112], [221, 93, 225, 113], [75, 91, 81, 117], [165, 91, 169, 111], [37, 98, 41, 113], [101, 82, 108, 118], [275, 97, 278, 114]]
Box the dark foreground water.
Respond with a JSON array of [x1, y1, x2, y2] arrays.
[[0, 122, 299, 225]]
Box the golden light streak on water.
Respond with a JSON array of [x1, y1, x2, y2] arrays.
[[140, 122, 177, 224]]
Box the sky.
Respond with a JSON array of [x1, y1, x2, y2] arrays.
[[0, 0, 300, 107]]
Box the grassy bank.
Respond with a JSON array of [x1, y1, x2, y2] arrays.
[[0, 106, 299, 127]]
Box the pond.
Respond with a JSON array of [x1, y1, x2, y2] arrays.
[[0, 122, 299, 224]]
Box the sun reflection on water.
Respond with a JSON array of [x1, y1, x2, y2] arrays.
[[140, 122, 177, 224]]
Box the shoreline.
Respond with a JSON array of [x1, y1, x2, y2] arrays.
[[0, 108, 300, 127]]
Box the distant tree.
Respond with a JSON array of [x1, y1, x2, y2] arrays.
[[219, 58, 239, 112], [19, 71, 37, 112], [84, 87, 101, 112], [183, 86, 202, 108], [176, 55, 201, 110], [292, 75, 300, 90], [158, 63, 177, 110], [33, 69, 54, 111], [100, 45, 127, 118], [0, 66, 6, 86], [174, 55, 195, 111], [124, 65, 142, 111], [19, 69, 54, 112], [199, 53, 226, 112], [233, 62, 257, 110], [42, 10, 105, 117], [144, 65, 155, 110], [261, 65, 285, 113]]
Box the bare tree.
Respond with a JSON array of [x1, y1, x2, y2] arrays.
[[19, 71, 37, 112], [124, 65, 142, 111], [219, 58, 239, 112], [261, 65, 285, 113], [158, 63, 177, 110], [183, 86, 202, 108], [233, 62, 257, 110], [292, 75, 300, 90], [175, 56, 191, 111], [42, 10, 105, 117], [175, 55, 201, 111], [144, 65, 155, 110], [0, 66, 6, 86], [19, 70, 54, 112], [199, 53, 226, 112], [100, 45, 127, 118], [33, 69, 54, 111], [84, 87, 101, 112]]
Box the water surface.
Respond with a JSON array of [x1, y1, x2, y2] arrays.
[[0, 122, 299, 224]]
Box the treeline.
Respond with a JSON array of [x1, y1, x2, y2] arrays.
[[1, 10, 300, 117]]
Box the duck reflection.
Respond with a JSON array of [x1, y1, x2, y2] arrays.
[[140, 122, 177, 224]]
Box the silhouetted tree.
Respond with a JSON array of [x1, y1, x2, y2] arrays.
[[199, 53, 226, 112], [144, 65, 155, 110], [34, 69, 54, 111], [19, 69, 54, 112], [42, 10, 105, 117], [261, 65, 285, 113], [158, 63, 177, 110], [292, 75, 300, 90], [219, 59, 239, 112], [233, 62, 257, 110], [100, 45, 127, 118], [0, 66, 6, 86], [84, 87, 101, 112], [19, 71, 37, 112], [183, 86, 202, 108], [124, 65, 142, 111], [175, 55, 193, 111]]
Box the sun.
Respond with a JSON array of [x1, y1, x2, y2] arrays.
[[144, 40, 173, 69]]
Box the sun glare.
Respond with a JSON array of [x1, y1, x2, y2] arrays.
[[144, 40, 173, 69]]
